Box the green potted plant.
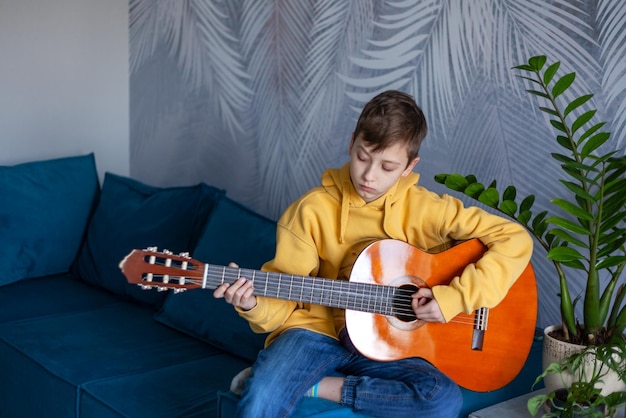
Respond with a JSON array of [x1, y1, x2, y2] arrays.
[[434, 55, 626, 394], [528, 342, 626, 417]]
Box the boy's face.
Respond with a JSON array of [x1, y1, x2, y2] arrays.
[[348, 134, 419, 203]]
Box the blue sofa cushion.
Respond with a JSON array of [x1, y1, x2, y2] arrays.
[[75, 173, 224, 307], [0, 154, 99, 285], [0, 303, 223, 418], [0, 274, 120, 325], [80, 355, 251, 418], [154, 196, 276, 362]]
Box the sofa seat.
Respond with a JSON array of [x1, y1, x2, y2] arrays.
[[0, 274, 248, 418], [0, 273, 120, 324], [80, 355, 250, 418]]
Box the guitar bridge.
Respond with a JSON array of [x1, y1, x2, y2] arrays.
[[471, 307, 489, 351]]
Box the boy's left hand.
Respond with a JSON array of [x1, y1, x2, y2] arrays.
[[412, 288, 445, 323]]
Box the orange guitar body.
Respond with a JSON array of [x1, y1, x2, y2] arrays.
[[345, 239, 537, 392]]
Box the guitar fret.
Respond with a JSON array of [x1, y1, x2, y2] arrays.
[[202, 263, 209, 288], [384, 287, 393, 315], [342, 281, 350, 309]]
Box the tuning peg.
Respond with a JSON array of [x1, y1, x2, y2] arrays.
[[179, 252, 190, 258], [163, 249, 173, 255], [173, 288, 187, 293], [157, 286, 168, 292], [146, 246, 158, 252], [140, 284, 153, 290]]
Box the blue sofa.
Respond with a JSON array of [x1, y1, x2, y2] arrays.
[[0, 154, 542, 417]]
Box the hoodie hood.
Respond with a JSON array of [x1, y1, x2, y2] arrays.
[[321, 163, 420, 243]]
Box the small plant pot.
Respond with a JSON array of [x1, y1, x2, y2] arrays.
[[543, 325, 626, 396], [550, 388, 606, 417]]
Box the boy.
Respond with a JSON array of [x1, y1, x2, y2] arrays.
[[214, 90, 533, 417]]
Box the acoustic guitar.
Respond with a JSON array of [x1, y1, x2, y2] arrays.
[[119, 238, 537, 392]]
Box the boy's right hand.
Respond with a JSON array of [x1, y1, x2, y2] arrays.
[[212, 262, 257, 311]]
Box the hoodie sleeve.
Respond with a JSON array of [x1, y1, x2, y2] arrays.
[[429, 194, 534, 322], [236, 216, 322, 333]]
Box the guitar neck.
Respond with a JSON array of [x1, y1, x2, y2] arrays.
[[119, 247, 418, 319], [202, 264, 405, 316]]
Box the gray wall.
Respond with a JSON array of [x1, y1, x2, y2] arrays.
[[0, 0, 129, 180], [129, 0, 626, 329]]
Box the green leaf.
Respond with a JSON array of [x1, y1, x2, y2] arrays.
[[596, 256, 626, 270], [561, 259, 586, 270], [517, 75, 542, 85], [443, 174, 468, 191], [552, 152, 575, 164], [465, 174, 478, 184], [581, 132, 610, 157], [528, 55, 547, 71], [603, 177, 626, 196], [551, 119, 567, 133], [434, 174, 447, 184], [601, 211, 626, 230], [520, 195, 535, 212], [546, 216, 591, 235], [539, 106, 559, 117], [561, 159, 597, 174], [550, 198, 594, 221], [543, 61, 560, 85], [478, 188, 499, 207], [571, 110, 596, 134], [564, 94, 593, 117], [597, 238, 626, 259], [527, 394, 550, 417], [547, 246, 585, 262], [552, 72, 576, 98], [512, 64, 534, 71], [598, 228, 626, 246], [534, 221, 549, 239], [518, 210, 532, 224], [464, 182, 484, 199], [561, 180, 595, 202], [548, 228, 587, 248], [503, 185, 516, 201], [532, 211, 549, 237], [556, 136, 573, 150], [500, 200, 517, 217], [527, 89, 550, 99], [604, 391, 626, 410], [578, 122, 606, 143]]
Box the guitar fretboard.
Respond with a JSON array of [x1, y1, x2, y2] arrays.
[[202, 264, 415, 317]]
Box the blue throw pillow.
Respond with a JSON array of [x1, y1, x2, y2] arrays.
[[75, 173, 224, 307], [0, 154, 99, 286], [154, 196, 276, 361]]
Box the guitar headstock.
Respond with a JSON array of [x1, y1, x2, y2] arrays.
[[119, 247, 205, 292]]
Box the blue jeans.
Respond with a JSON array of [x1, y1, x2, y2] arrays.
[[236, 328, 462, 418]]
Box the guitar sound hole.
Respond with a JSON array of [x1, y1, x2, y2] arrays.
[[393, 284, 418, 322]]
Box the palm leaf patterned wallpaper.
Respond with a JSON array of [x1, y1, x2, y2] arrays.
[[129, 0, 625, 328]]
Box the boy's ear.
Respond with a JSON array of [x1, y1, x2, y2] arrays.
[[402, 157, 420, 176]]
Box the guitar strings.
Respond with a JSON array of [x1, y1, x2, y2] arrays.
[[142, 262, 483, 326]]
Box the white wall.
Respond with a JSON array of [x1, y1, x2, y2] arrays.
[[0, 0, 129, 180]]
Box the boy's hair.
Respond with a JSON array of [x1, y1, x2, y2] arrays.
[[353, 90, 427, 163]]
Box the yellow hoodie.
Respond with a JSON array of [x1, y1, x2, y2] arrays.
[[238, 163, 533, 347]]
